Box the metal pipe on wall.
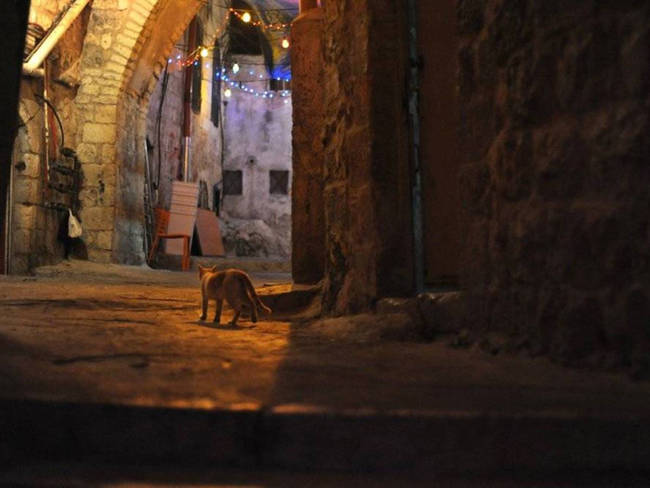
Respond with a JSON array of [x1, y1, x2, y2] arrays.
[[407, 0, 424, 293], [43, 62, 51, 182], [182, 18, 198, 182], [22, 0, 92, 77]]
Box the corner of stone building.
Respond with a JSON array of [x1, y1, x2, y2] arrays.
[[455, 0, 650, 370]]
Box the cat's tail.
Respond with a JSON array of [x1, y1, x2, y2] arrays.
[[245, 275, 272, 315]]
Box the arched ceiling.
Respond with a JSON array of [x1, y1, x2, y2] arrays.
[[246, 0, 299, 79]]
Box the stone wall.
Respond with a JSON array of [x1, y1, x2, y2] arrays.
[[221, 54, 293, 257], [457, 0, 650, 367], [77, 0, 201, 264], [145, 14, 293, 259], [146, 54, 185, 211], [28, 0, 74, 31], [11, 90, 65, 273], [146, 3, 226, 214], [291, 8, 325, 283], [321, 0, 412, 314], [9, 3, 90, 273]]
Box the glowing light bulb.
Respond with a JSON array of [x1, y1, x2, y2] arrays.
[[242, 12, 251, 23], [232, 63, 240, 74], [281, 38, 290, 49], [200, 47, 209, 58], [224, 88, 232, 98]]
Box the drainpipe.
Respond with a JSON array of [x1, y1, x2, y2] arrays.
[[43, 62, 51, 181], [22, 0, 92, 77], [407, 0, 424, 293], [182, 18, 197, 182]]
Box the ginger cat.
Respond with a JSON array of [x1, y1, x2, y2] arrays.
[[198, 266, 272, 326]]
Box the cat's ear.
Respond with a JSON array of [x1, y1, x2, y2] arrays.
[[198, 266, 206, 278], [210, 265, 218, 272]]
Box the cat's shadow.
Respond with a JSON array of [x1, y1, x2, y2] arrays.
[[194, 320, 256, 331]]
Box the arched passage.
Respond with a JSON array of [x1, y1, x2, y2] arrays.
[[74, 0, 203, 263], [76, 0, 295, 266]]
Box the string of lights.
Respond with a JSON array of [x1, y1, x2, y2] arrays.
[[163, 4, 294, 101], [219, 68, 291, 103], [228, 8, 291, 31]]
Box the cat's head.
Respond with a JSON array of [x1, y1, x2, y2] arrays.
[[198, 265, 218, 279]]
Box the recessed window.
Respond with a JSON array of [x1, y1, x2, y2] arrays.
[[223, 170, 243, 195], [269, 170, 289, 195], [270, 79, 291, 91]]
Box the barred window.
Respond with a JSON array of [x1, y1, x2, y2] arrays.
[[269, 170, 289, 195], [223, 170, 243, 195]]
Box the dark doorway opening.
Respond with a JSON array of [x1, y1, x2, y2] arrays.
[[417, 0, 461, 288]]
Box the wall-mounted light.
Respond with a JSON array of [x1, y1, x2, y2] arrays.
[[224, 88, 232, 98], [281, 38, 290, 49], [232, 63, 240, 74], [200, 47, 209, 58], [241, 12, 251, 23]]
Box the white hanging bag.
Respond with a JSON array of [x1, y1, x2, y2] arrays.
[[68, 209, 83, 238]]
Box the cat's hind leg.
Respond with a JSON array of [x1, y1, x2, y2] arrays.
[[229, 309, 241, 327], [213, 299, 223, 324], [246, 291, 259, 323]]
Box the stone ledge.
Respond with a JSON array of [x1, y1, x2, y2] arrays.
[[2, 397, 649, 475]]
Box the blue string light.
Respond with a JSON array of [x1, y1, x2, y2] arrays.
[[217, 71, 292, 99]]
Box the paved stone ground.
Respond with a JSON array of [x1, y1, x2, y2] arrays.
[[1, 260, 650, 483]]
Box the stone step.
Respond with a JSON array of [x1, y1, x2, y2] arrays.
[[2, 397, 649, 477]]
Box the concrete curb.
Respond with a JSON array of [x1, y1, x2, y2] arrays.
[[2, 398, 650, 475]]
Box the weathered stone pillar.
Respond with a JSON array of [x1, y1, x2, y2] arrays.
[[319, 0, 412, 313], [291, 8, 325, 284]]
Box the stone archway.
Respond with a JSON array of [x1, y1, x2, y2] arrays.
[[74, 0, 202, 264]]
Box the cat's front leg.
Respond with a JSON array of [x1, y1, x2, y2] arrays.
[[213, 299, 223, 324], [199, 293, 208, 321]]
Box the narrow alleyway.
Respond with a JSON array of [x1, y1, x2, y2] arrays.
[[3, 0, 650, 483]]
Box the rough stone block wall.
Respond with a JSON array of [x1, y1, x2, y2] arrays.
[[457, 0, 650, 367], [221, 54, 293, 258], [76, 0, 135, 264], [28, 0, 74, 31], [11, 90, 65, 274], [78, 0, 201, 264], [146, 59, 185, 211], [321, 0, 412, 313], [9, 4, 89, 274]]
